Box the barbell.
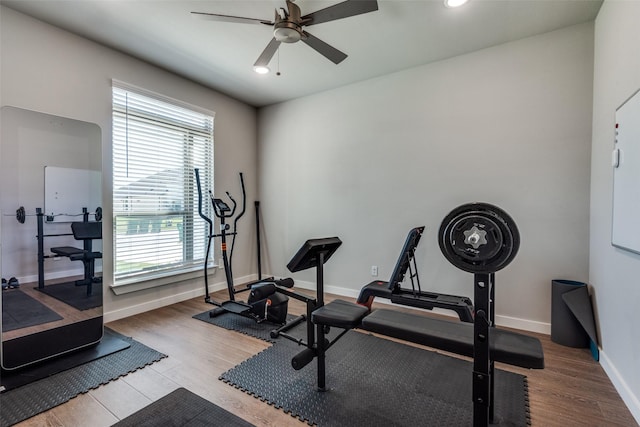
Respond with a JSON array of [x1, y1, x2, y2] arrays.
[[438, 202, 519, 273], [14, 206, 103, 224]]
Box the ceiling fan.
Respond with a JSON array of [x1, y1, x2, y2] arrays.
[[191, 0, 379, 70]]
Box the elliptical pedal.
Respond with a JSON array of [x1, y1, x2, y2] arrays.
[[208, 301, 251, 318]]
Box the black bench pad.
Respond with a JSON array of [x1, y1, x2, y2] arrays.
[[361, 309, 544, 369], [70, 252, 102, 262], [51, 246, 84, 257], [312, 299, 369, 330]]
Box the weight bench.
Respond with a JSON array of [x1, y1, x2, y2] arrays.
[[361, 308, 544, 369], [310, 288, 543, 427], [311, 296, 543, 427], [357, 226, 474, 322], [50, 221, 102, 295], [287, 212, 542, 427], [312, 301, 543, 369]]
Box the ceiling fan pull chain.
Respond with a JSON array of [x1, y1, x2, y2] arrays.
[[277, 47, 281, 76]]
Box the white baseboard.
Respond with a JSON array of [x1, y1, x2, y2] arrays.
[[14, 268, 88, 285], [294, 280, 551, 334], [599, 350, 640, 425], [104, 286, 206, 323], [104, 274, 550, 333], [103, 274, 256, 323], [494, 314, 551, 335]]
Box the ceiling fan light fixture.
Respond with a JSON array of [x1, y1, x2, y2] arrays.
[[444, 0, 469, 8], [274, 26, 301, 43], [253, 65, 270, 74]]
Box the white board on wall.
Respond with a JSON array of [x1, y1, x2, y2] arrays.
[[44, 166, 101, 222], [612, 89, 640, 254]]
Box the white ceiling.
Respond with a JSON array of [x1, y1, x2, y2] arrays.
[[1, 0, 602, 107]]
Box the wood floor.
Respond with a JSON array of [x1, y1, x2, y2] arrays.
[[11, 289, 638, 427]]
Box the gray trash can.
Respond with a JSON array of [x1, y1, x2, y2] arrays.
[[551, 280, 590, 348]]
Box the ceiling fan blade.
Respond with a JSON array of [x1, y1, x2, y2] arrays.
[[301, 31, 347, 64], [191, 11, 273, 26], [254, 38, 282, 68], [302, 0, 378, 26]]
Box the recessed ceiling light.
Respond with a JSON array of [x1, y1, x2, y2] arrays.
[[253, 65, 270, 74], [444, 0, 469, 8]]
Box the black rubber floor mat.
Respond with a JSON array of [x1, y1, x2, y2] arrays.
[[0, 328, 166, 427], [1, 328, 130, 391], [221, 331, 530, 427], [113, 387, 255, 427], [37, 281, 102, 311], [193, 310, 297, 343], [1, 289, 63, 332]]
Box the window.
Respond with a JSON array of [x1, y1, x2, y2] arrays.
[[112, 83, 214, 286]]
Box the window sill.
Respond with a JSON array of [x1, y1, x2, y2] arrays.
[[109, 263, 216, 295]]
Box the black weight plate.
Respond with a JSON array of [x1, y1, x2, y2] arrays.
[[449, 215, 503, 261], [440, 203, 517, 273], [439, 202, 520, 273], [441, 210, 513, 272], [16, 206, 26, 224]]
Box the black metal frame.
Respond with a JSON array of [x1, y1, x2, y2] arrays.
[[278, 237, 344, 391], [195, 168, 255, 307], [194, 168, 303, 326], [472, 272, 495, 427], [284, 233, 505, 426], [309, 270, 499, 425], [35, 207, 97, 290]]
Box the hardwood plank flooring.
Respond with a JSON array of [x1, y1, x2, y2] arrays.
[[9, 289, 639, 427]]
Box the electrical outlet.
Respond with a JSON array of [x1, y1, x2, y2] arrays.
[[371, 265, 378, 277]]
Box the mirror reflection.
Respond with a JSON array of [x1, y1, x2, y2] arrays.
[[1, 106, 102, 370]]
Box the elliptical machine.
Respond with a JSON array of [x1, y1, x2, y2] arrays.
[[194, 169, 291, 324]]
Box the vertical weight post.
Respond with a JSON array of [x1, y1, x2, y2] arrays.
[[37, 209, 45, 289], [316, 250, 326, 391], [472, 272, 491, 427], [255, 201, 262, 280]]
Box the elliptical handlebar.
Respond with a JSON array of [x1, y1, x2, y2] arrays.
[[234, 173, 247, 224], [194, 168, 212, 231], [194, 168, 214, 302], [229, 172, 246, 269]]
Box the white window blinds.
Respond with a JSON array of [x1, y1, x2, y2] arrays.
[[112, 84, 214, 285]]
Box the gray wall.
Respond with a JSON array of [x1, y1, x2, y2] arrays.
[[0, 6, 258, 320], [258, 22, 594, 333], [591, 1, 640, 421]]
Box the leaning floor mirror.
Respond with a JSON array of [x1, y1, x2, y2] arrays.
[[0, 106, 103, 371]]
